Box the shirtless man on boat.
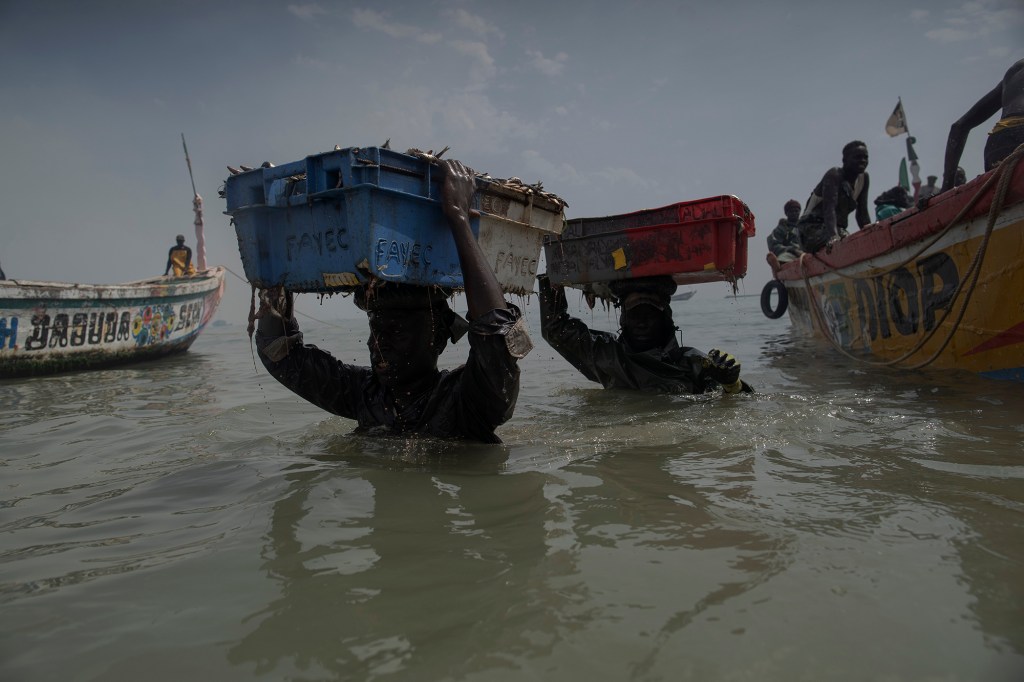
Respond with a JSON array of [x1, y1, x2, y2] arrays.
[[941, 57, 1024, 192]]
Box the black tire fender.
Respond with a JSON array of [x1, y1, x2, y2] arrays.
[[761, 279, 788, 319]]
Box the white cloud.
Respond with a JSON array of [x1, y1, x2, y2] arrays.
[[925, 0, 1024, 42], [292, 53, 332, 70], [519, 150, 654, 197], [520, 149, 582, 185], [449, 40, 497, 85], [450, 8, 503, 39], [926, 26, 972, 42], [592, 166, 654, 191], [288, 4, 327, 21], [352, 8, 443, 44], [554, 106, 568, 116], [368, 86, 540, 155], [910, 9, 929, 21], [527, 50, 568, 76]]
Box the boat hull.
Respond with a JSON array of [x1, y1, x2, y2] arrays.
[[774, 156, 1024, 380], [0, 267, 226, 378]]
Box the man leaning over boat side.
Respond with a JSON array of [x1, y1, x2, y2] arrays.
[[536, 274, 753, 396], [941, 57, 1024, 193], [796, 140, 871, 253], [164, 235, 196, 277], [252, 159, 531, 444]]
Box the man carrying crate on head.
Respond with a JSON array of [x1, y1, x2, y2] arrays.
[[537, 274, 752, 395], [253, 159, 532, 444]]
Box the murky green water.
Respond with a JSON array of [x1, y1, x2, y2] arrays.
[[2, 295, 1022, 681]]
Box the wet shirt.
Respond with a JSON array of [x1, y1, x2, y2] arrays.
[[538, 284, 719, 394], [767, 218, 802, 257], [802, 169, 866, 232], [256, 306, 529, 443]]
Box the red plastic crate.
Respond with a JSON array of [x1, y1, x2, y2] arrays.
[[544, 196, 755, 287]]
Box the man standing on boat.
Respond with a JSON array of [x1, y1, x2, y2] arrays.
[[536, 274, 752, 395], [766, 199, 804, 271], [164, 235, 196, 277], [253, 159, 531, 444], [941, 57, 1024, 192], [796, 141, 871, 253]]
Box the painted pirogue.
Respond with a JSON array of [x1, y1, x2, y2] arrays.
[[0, 268, 225, 378], [763, 144, 1024, 381]]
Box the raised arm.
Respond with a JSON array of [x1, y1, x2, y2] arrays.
[[855, 173, 871, 228], [439, 159, 505, 319], [820, 168, 841, 239], [942, 83, 1002, 191]]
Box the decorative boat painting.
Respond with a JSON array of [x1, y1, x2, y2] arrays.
[[763, 148, 1024, 381], [0, 268, 226, 378]]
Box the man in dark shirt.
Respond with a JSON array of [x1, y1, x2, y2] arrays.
[[254, 159, 532, 443], [797, 141, 871, 253], [766, 199, 803, 273], [164, 235, 195, 276], [537, 274, 750, 395]]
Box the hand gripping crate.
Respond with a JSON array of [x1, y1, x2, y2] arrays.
[[543, 195, 756, 291], [224, 147, 566, 295]]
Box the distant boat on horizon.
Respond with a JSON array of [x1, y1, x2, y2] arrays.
[[671, 290, 695, 302]]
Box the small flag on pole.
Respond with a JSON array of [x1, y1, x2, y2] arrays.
[[899, 158, 910, 191], [886, 99, 908, 137]]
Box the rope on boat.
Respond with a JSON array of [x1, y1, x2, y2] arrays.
[[798, 142, 1024, 369]]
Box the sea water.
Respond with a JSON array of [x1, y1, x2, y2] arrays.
[[2, 293, 1022, 681]]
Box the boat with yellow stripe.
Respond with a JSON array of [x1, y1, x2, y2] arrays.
[[761, 145, 1024, 381]]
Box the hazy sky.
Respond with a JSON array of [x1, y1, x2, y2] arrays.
[[1, 0, 1020, 322]]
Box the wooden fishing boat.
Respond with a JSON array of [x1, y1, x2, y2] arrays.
[[0, 268, 226, 378], [761, 146, 1024, 381]]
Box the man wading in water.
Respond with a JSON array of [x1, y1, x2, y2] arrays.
[[536, 274, 752, 395], [254, 159, 532, 443]]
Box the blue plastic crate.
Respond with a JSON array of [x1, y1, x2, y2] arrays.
[[224, 147, 565, 294]]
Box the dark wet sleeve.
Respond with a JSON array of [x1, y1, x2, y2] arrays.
[[537, 278, 620, 385], [453, 305, 530, 437], [255, 318, 368, 419]]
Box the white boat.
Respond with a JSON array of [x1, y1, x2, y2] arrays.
[[0, 268, 226, 378]]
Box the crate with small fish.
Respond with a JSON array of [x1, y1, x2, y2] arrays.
[[224, 146, 567, 295], [543, 196, 755, 299]]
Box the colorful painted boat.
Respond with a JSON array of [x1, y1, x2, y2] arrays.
[[763, 146, 1024, 381], [0, 267, 226, 378]]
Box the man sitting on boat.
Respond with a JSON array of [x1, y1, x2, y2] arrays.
[[253, 160, 531, 444], [766, 199, 804, 271], [941, 57, 1024, 192], [536, 274, 751, 395], [796, 140, 871, 253], [164, 235, 196, 276]]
